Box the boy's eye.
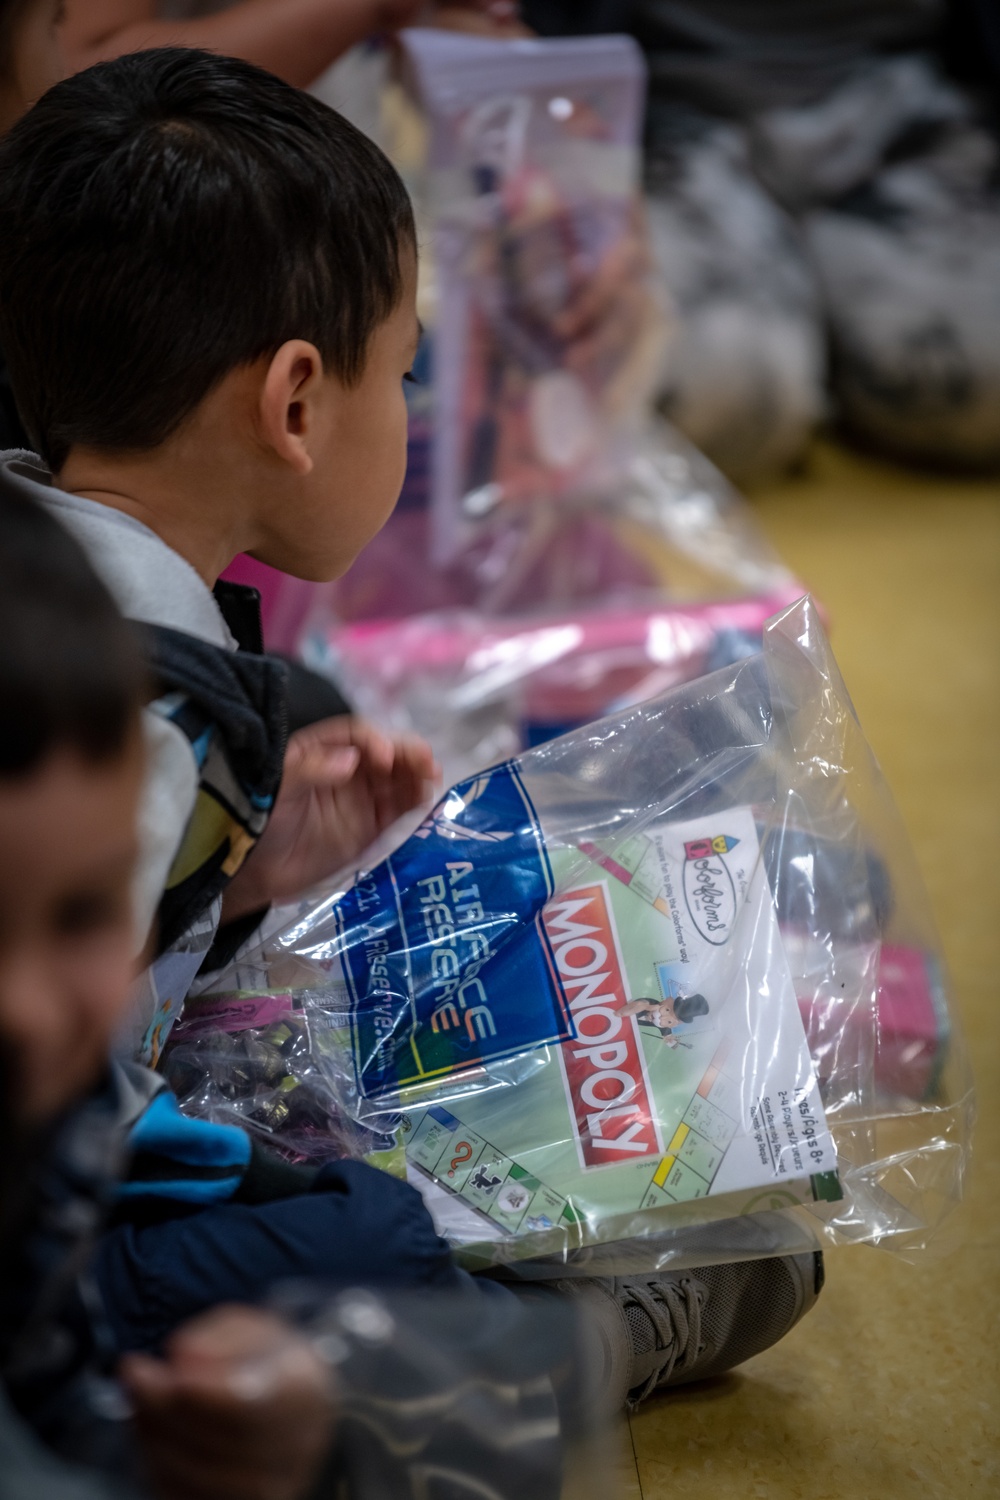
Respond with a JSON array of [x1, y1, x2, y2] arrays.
[[403, 371, 421, 385], [53, 890, 125, 938]]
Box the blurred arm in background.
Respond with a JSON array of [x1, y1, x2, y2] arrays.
[[62, 1, 525, 89], [63, 1, 428, 86]]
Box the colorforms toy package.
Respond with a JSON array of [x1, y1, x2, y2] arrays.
[[398, 801, 841, 1262]]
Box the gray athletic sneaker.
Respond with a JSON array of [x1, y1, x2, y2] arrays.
[[559, 1250, 824, 1411]]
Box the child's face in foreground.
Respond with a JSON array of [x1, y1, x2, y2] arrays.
[[0, 0, 65, 134], [0, 742, 142, 1124]]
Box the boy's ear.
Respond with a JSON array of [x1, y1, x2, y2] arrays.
[[258, 341, 327, 476]]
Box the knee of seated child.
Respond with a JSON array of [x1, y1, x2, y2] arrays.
[[95, 1161, 461, 1354]]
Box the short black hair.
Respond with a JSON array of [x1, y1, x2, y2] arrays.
[[0, 48, 415, 469], [0, 474, 143, 774]]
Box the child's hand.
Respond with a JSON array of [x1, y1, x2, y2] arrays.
[[121, 1306, 336, 1500], [222, 717, 439, 920]]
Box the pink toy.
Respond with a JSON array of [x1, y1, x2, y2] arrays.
[[320, 585, 804, 733]]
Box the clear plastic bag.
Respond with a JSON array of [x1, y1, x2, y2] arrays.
[[398, 29, 659, 565], [272, 1284, 608, 1500], [306, 579, 802, 788], [200, 598, 972, 1266], [304, 417, 802, 783], [160, 991, 403, 1172]]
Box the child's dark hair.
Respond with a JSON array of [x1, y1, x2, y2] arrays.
[[0, 477, 143, 774], [0, 47, 415, 470]]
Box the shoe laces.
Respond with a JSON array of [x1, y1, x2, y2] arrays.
[[625, 1276, 706, 1405]]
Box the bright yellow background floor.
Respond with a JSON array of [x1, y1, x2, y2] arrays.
[[620, 442, 1000, 1499]]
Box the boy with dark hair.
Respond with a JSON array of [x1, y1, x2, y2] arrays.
[[0, 43, 437, 1047], [0, 489, 336, 1500], [0, 46, 823, 1411]]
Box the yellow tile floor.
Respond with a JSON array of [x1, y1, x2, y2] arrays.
[[619, 441, 1000, 1500]]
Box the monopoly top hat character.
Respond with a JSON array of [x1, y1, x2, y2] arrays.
[[621, 993, 710, 1046]]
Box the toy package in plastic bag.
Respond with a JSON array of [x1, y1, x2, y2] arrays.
[[319, 34, 788, 633], [160, 990, 403, 1172], [190, 599, 971, 1267], [400, 29, 665, 564]]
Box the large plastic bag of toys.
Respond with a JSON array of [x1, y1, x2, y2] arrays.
[[167, 599, 972, 1269]]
